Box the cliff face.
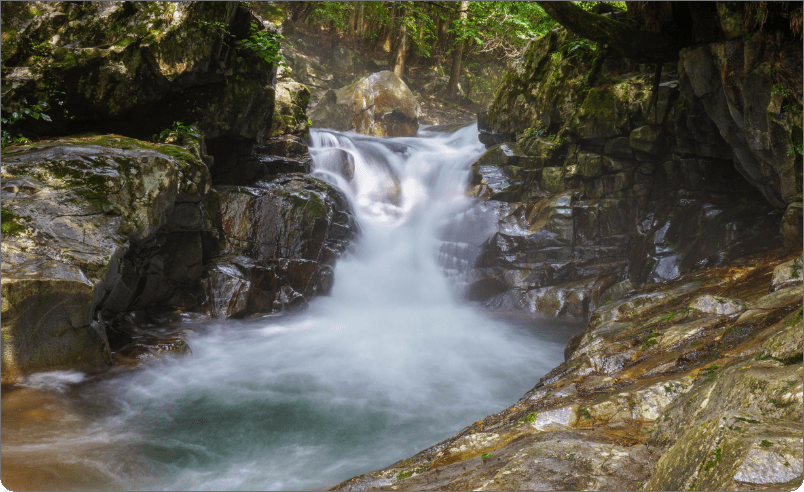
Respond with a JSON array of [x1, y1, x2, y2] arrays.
[[455, 7, 802, 321]]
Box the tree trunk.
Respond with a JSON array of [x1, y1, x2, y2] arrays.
[[448, 1, 468, 99], [382, 2, 397, 53], [393, 4, 408, 78], [357, 2, 364, 37], [536, 1, 681, 63], [348, 6, 356, 38]]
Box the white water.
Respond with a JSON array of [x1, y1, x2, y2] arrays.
[[2, 125, 570, 491]]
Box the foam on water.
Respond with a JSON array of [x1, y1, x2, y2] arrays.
[[1, 124, 571, 491]]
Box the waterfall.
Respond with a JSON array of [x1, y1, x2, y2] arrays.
[[1, 125, 569, 491]]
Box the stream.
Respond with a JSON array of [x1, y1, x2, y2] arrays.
[[1, 124, 578, 491]]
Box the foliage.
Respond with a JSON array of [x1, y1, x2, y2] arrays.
[[301, 2, 621, 61], [1, 101, 51, 147], [451, 2, 555, 59], [239, 22, 288, 67], [154, 121, 201, 144], [199, 19, 287, 68]]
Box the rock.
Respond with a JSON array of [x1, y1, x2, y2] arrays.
[[648, 358, 804, 490], [1, 2, 277, 141], [780, 202, 803, 253], [202, 261, 252, 318], [203, 174, 358, 317], [308, 89, 353, 131], [309, 71, 421, 137], [313, 148, 355, 181], [208, 134, 314, 186], [1, 134, 213, 383], [688, 294, 745, 316], [678, 35, 801, 209], [540, 167, 565, 194], [332, 45, 359, 73], [760, 310, 803, 363], [604, 137, 633, 158], [349, 71, 421, 137], [598, 279, 635, 305], [344, 248, 804, 490], [770, 257, 803, 292], [629, 125, 660, 155], [269, 81, 312, 137]]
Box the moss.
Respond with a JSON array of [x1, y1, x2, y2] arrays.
[[581, 87, 617, 121], [520, 411, 539, 423], [1, 208, 27, 237]]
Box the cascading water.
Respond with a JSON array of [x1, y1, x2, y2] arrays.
[[1, 125, 571, 491]]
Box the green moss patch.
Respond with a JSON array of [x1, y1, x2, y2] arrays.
[[1, 208, 26, 237]]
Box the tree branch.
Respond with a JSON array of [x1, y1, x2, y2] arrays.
[[536, 2, 681, 63]]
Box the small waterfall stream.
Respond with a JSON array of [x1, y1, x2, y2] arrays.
[[2, 125, 571, 491]]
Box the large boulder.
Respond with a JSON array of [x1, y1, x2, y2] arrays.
[[201, 174, 358, 318], [1, 134, 215, 384], [309, 70, 421, 137]]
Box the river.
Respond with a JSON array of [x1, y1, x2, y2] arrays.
[[1, 124, 575, 491]]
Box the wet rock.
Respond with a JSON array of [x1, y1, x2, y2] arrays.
[[314, 148, 355, 181], [203, 174, 357, 317], [202, 261, 252, 318], [209, 133, 314, 187], [688, 294, 745, 316], [539, 167, 565, 194], [1, 135, 212, 383], [309, 71, 421, 137], [603, 137, 633, 158], [770, 257, 803, 292], [471, 165, 514, 201], [648, 357, 804, 490]]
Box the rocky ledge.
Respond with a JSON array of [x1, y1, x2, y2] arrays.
[[335, 250, 803, 491]]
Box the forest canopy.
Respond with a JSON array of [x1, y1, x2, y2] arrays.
[[290, 1, 626, 61]]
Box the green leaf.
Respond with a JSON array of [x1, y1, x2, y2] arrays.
[[30, 112, 40, 120]]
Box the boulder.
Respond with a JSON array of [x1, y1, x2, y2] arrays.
[[769, 256, 803, 292], [203, 174, 358, 317], [1, 134, 214, 384], [309, 71, 421, 137]]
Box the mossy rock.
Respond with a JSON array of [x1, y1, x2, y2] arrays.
[[1, 134, 212, 384]]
